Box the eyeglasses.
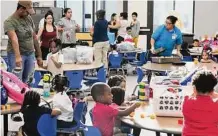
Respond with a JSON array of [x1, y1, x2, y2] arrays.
[[165, 21, 172, 25]]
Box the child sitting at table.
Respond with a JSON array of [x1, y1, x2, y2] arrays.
[[182, 70, 218, 136], [43, 38, 64, 76], [91, 82, 140, 136], [108, 44, 119, 56], [20, 91, 61, 136], [111, 87, 141, 136], [52, 74, 77, 129], [201, 50, 212, 63], [193, 39, 200, 47], [124, 27, 133, 43], [108, 75, 138, 101]]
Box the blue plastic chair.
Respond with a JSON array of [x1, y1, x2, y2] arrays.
[[32, 71, 42, 88], [130, 52, 147, 66], [37, 114, 57, 136], [182, 56, 192, 61], [108, 32, 115, 45], [65, 70, 83, 89], [108, 53, 125, 76], [124, 52, 137, 62], [82, 126, 102, 136], [84, 67, 106, 85], [57, 102, 87, 133]]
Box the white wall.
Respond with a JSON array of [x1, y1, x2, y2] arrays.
[[194, 1, 218, 38], [105, 0, 123, 21]]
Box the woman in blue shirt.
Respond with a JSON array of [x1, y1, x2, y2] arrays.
[[150, 16, 183, 57], [90, 10, 109, 68]]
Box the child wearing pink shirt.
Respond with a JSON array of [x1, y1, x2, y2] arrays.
[[91, 82, 140, 136], [182, 70, 218, 136]]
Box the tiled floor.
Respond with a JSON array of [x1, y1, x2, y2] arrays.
[[1, 75, 170, 136]]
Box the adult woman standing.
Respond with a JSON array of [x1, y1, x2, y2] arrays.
[[58, 8, 80, 44], [109, 12, 129, 43], [90, 10, 109, 68], [108, 13, 118, 37], [37, 12, 58, 60], [150, 15, 183, 57]]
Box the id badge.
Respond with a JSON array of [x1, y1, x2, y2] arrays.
[[172, 34, 177, 40]]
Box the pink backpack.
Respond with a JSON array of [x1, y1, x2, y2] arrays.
[[1, 70, 30, 104]]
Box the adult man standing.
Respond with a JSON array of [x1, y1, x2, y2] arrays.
[[4, 0, 43, 83]]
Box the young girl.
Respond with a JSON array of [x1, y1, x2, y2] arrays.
[[21, 91, 61, 136], [201, 50, 212, 63], [108, 75, 137, 101], [52, 74, 76, 129], [43, 38, 64, 76], [182, 70, 218, 136]]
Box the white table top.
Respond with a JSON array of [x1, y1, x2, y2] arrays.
[[35, 61, 104, 71], [143, 61, 218, 72]]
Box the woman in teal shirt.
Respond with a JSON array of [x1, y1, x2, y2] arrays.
[[150, 16, 183, 57]]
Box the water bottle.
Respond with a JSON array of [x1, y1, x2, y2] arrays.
[[43, 74, 51, 97]]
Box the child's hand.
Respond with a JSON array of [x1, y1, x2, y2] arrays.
[[133, 102, 141, 108], [51, 56, 55, 61]]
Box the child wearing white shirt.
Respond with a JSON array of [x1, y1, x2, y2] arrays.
[[124, 27, 133, 43], [43, 39, 64, 76], [108, 45, 119, 57], [52, 74, 76, 128]]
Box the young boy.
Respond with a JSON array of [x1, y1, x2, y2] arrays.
[[193, 39, 200, 47], [130, 12, 140, 47], [43, 38, 64, 76], [91, 82, 140, 136], [124, 27, 133, 43], [182, 70, 218, 136]]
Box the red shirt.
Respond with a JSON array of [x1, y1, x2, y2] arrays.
[[41, 29, 56, 48], [182, 95, 218, 136], [93, 103, 119, 136]]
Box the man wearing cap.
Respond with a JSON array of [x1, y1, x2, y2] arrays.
[[4, 0, 43, 83]]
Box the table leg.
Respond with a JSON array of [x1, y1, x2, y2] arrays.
[[4, 114, 8, 136], [155, 132, 160, 136], [147, 70, 152, 84]]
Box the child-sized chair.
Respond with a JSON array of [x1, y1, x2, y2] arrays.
[[56, 102, 88, 134], [108, 53, 125, 76], [124, 52, 137, 62], [37, 114, 57, 136], [82, 126, 102, 136], [65, 70, 83, 89], [182, 56, 192, 62], [84, 67, 107, 85]]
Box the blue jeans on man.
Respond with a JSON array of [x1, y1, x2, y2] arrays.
[[7, 52, 35, 83]]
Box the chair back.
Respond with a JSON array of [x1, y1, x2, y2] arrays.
[[109, 53, 123, 68], [83, 126, 101, 136], [125, 52, 136, 61], [65, 70, 83, 89], [182, 56, 192, 61], [136, 67, 144, 83], [139, 52, 147, 64], [37, 114, 57, 136], [97, 67, 106, 83], [73, 102, 87, 125], [32, 71, 42, 88]]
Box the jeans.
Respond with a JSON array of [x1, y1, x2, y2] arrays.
[[7, 52, 35, 83]]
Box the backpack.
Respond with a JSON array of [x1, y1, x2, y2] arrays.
[[1, 70, 30, 104]]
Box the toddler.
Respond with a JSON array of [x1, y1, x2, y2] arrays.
[[182, 70, 218, 136]]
